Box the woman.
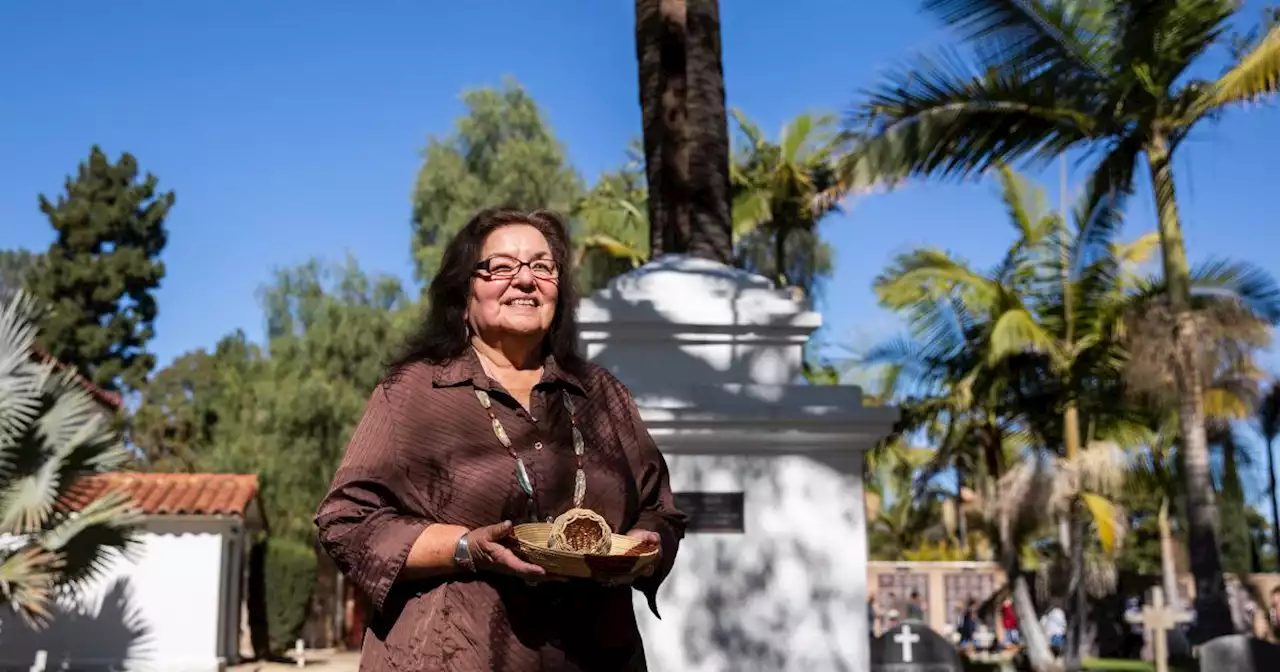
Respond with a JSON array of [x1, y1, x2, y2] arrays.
[[315, 208, 687, 671]]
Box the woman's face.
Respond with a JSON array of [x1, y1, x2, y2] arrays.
[[468, 224, 560, 342]]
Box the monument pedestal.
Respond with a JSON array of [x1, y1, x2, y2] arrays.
[[579, 255, 898, 671]]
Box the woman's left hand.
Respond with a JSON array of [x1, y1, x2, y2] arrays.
[[602, 529, 661, 587]]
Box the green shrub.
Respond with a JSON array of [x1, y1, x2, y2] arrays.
[[265, 536, 317, 653]]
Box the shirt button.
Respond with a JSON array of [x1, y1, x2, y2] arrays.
[[534, 442, 543, 451]]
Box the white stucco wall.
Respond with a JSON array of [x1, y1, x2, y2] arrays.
[[634, 452, 870, 672], [581, 255, 891, 672], [0, 520, 238, 672]]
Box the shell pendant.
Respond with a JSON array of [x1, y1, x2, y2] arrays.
[[515, 457, 534, 496], [572, 468, 586, 507]]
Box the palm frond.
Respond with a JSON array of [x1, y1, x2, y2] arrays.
[[41, 490, 141, 590], [0, 545, 62, 628], [1211, 22, 1280, 106], [845, 47, 1097, 184], [923, 0, 1112, 78], [987, 307, 1064, 367], [0, 290, 138, 628], [0, 291, 44, 449], [1189, 258, 1280, 325], [1080, 491, 1124, 554], [1072, 135, 1142, 272]]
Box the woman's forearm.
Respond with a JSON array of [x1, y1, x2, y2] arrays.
[[398, 523, 469, 581]]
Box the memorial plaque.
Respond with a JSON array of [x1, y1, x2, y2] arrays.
[[871, 622, 962, 672], [673, 492, 744, 533]]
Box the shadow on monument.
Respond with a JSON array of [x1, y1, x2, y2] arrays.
[[589, 281, 869, 671], [0, 577, 153, 671]]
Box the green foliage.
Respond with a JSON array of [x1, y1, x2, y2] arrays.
[[410, 78, 582, 284], [1218, 433, 1252, 576], [0, 249, 38, 302], [571, 143, 650, 292], [0, 291, 138, 628], [846, 1, 1280, 636], [264, 536, 317, 653], [131, 330, 265, 473], [27, 146, 173, 395], [135, 257, 415, 541], [729, 110, 840, 294]]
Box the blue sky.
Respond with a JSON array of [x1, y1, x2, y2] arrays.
[[3, 3, 1279, 486]]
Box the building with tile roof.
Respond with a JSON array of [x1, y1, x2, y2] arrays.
[[2, 473, 266, 672]]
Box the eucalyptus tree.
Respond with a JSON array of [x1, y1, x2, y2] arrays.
[[845, 0, 1280, 634]]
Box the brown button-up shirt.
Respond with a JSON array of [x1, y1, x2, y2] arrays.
[[315, 350, 687, 671]]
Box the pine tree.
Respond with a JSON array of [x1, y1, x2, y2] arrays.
[[27, 146, 174, 395], [0, 248, 39, 302]]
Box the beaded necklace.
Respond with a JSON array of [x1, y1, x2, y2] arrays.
[[473, 387, 587, 521]]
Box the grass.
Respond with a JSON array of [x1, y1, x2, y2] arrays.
[[962, 656, 1179, 672]]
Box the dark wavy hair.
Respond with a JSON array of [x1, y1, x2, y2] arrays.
[[385, 208, 585, 378]]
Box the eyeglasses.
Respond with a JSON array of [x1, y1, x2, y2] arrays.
[[474, 255, 560, 280]]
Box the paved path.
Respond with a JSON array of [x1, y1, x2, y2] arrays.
[[226, 650, 360, 672]]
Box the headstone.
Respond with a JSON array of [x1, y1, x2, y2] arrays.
[[1125, 587, 1191, 672], [1197, 632, 1280, 672], [29, 650, 46, 672], [871, 623, 962, 672]]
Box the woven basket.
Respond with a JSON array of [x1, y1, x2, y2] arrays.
[[511, 522, 659, 580]]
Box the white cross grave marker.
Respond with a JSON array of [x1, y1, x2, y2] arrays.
[[894, 624, 922, 663], [1124, 587, 1191, 672]]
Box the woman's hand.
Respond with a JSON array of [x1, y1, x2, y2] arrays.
[[464, 520, 556, 582], [602, 528, 662, 587]]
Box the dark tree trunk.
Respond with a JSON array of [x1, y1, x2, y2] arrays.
[[1268, 435, 1280, 573], [635, 0, 733, 264], [1064, 501, 1087, 670]]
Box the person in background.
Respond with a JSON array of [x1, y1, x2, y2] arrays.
[[885, 609, 901, 631], [907, 590, 925, 621], [1123, 595, 1144, 659], [1041, 601, 1067, 655], [868, 595, 880, 637], [1000, 597, 1019, 649], [958, 598, 978, 649]]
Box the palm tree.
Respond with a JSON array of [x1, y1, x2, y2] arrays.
[[1258, 382, 1280, 571], [865, 441, 955, 559], [634, 0, 734, 263], [0, 291, 137, 627], [729, 110, 844, 293], [873, 166, 1151, 668], [844, 0, 1280, 637]]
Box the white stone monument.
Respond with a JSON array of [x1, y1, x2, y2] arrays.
[[579, 254, 898, 672]]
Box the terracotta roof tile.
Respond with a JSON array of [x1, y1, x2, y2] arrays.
[[31, 347, 124, 410], [62, 473, 260, 517]]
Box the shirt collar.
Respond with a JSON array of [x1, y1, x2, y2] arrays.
[[432, 347, 585, 395]]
